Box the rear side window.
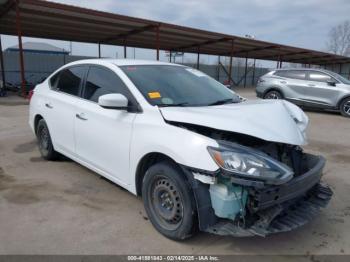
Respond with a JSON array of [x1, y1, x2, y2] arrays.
[[53, 67, 85, 96], [83, 66, 133, 103], [308, 71, 332, 83], [274, 70, 306, 80]]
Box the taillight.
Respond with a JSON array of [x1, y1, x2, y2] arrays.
[[27, 89, 34, 101]]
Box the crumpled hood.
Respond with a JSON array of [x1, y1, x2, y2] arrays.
[[160, 99, 309, 145]]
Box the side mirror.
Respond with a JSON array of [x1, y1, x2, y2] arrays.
[[327, 80, 336, 86], [98, 93, 128, 110]]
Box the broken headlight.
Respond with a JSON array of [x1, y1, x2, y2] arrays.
[[208, 142, 293, 184]]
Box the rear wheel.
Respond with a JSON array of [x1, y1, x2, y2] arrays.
[[264, 90, 282, 100], [36, 119, 59, 160], [142, 161, 197, 240], [340, 97, 350, 117]]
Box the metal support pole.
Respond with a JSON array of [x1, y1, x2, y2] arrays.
[[339, 63, 342, 75], [244, 56, 248, 88], [276, 60, 279, 68], [98, 42, 101, 58], [169, 51, 172, 63], [196, 46, 200, 69], [0, 35, 6, 90], [217, 55, 220, 81], [251, 59, 256, 86], [15, 0, 26, 97], [155, 25, 160, 61], [124, 38, 127, 59], [280, 61, 283, 68], [228, 39, 234, 86]]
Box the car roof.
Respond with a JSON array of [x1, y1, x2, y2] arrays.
[[64, 58, 183, 67], [273, 68, 331, 74]]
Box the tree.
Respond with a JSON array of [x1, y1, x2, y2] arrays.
[[326, 20, 350, 56]]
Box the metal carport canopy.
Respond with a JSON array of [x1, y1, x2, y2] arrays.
[[1, 0, 350, 65]]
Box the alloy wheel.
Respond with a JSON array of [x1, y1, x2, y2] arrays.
[[265, 91, 281, 99], [343, 100, 350, 116]]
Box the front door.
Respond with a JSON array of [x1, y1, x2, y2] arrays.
[[304, 71, 341, 108], [74, 65, 137, 186]]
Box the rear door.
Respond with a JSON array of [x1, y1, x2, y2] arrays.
[[275, 70, 308, 105], [74, 65, 137, 186], [45, 66, 87, 155], [304, 71, 341, 108]]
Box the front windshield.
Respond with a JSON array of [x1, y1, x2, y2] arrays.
[[120, 65, 240, 107], [326, 70, 350, 84]]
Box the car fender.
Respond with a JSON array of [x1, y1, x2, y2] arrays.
[[263, 86, 285, 98], [337, 94, 350, 108], [129, 109, 219, 194]]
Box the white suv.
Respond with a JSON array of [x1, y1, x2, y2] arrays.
[[29, 59, 332, 240]]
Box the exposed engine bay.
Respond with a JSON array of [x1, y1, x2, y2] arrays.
[[173, 122, 333, 237]]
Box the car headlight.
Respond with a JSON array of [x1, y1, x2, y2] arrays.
[[208, 142, 293, 184]]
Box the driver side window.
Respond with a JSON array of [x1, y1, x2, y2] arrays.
[[83, 66, 134, 104]]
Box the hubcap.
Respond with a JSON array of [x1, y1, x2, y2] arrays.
[[343, 101, 350, 116], [149, 176, 183, 230]]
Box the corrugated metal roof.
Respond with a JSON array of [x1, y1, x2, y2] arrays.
[[0, 0, 349, 65]]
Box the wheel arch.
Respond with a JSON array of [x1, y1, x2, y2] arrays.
[[263, 87, 284, 98], [337, 95, 350, 109], [134, 151, 217, 231], [34, 114, 44, 134], [135, 152, 180, 197]]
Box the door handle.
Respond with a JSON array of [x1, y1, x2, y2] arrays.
[[308, 84, 316, 87], [280, 81, 287, 84], [45, 103, 53, 109], [76, 113, 88, 121]]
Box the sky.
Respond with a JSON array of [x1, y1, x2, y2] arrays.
[[1, 0, 350, 65]]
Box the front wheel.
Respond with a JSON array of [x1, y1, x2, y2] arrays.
[[142, 161, 197, 240], [264, 90, 282, 100], [340, 98, 350, 117]]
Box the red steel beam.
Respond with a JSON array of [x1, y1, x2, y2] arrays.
[[15, 0, 26, 97], [155, 24, 160, 61], [196, 46, 200, 69], [124, 38, 127, 58]]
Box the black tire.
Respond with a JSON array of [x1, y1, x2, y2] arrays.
[[264, 90, 282, 100], [339, 97, 350, 117], [36, 119, 59, 160], [142, 161, 197, 240]]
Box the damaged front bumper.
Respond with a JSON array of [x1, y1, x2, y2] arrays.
[[182, 153, 333, 237], [205, 182, 332, 237]]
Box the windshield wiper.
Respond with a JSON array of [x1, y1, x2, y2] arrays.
[[158, 102, 190, 107], [208, 98, 235, 106]]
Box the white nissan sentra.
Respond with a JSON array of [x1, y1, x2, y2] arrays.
[[29, 59, 332, 240]]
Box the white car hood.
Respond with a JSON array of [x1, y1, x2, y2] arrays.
[[160, 99, 309, 146]]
